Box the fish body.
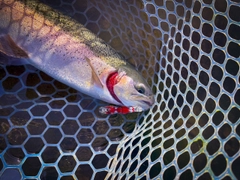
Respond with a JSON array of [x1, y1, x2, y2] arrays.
[[0, 0, 154, 110]]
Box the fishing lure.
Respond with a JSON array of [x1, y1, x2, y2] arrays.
[[99, 106, 143, 115]]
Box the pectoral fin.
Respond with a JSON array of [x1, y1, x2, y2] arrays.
[[85, 56, 104, 88], [0, 34, 28, 58]]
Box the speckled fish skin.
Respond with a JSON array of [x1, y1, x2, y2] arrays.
[[0, 0, 154, 109]]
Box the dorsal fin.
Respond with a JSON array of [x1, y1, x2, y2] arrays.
[[0, 34, 29, 58]]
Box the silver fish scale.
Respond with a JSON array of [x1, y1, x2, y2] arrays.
[[0, 0, 239, 180]]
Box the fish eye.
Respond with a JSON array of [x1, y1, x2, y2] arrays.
[[135, 84, 145, 94]]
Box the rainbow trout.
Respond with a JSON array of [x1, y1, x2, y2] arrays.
[[0, 0, 154, 111]]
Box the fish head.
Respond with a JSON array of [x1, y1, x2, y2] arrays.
[[112, 65, 155, 110]]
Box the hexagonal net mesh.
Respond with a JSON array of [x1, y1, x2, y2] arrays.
[[0, 0, 239, 180]]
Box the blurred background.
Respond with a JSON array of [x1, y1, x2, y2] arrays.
[[0, 0, 239, 179]]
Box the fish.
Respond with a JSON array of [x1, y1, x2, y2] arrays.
[[0, 0, 155, 111]]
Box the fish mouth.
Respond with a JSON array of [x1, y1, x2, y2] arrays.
[[142, 97, 155, 108], [143, 99, 153, 107], [131, 94, 155, 110]]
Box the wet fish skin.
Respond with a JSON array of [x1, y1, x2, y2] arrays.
[[0, 0, 154, 110]]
